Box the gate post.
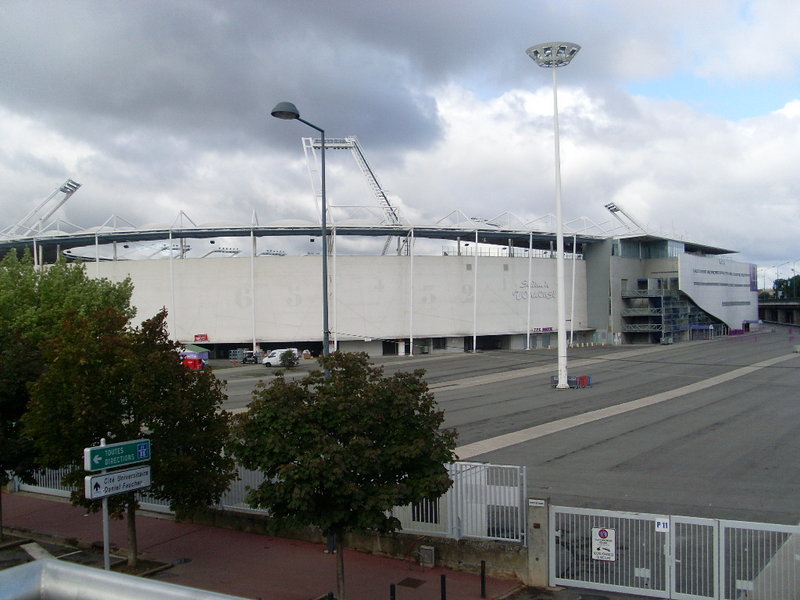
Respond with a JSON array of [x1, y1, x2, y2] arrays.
[[525, 498, 549, 587]]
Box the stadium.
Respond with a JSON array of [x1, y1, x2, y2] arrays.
[[0, 138, 758, 359]]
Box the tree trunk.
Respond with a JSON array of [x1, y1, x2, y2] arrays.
[[126, 498, 138, 567], [335, 531, 346, 600]]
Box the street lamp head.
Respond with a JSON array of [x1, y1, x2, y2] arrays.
[[526, 42, 581, 68], [271, 101, 300, 120]]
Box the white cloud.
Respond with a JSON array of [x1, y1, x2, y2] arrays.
[[375, 83, 799, 269]]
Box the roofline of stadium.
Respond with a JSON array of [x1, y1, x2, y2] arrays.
[[0, 221, 736, 262]]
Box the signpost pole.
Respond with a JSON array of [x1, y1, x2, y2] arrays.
[[100, 438, 110, 570], [83, 437, 151, 570]]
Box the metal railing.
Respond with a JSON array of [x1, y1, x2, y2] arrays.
[[621, 289, 680, 298], [621, 308, 663, 316], [622, 323, 663, 332], [15, 461, 527, 545], [391, 462, 527, 544]]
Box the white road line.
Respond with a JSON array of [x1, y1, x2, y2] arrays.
[[456, 353, 798, 460]]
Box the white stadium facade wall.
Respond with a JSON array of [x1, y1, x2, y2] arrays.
[[96, 255, 589, 345]]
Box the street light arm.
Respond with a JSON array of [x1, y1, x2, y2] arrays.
[[296, 117, 323, 136]]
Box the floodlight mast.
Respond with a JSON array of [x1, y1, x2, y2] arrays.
[[526, 42, 580, 390], [6, 179, 81, 237]]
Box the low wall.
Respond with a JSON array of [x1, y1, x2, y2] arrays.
[[346, 530, 529, 583], [187, 504, 539, 586]]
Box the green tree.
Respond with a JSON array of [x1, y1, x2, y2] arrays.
[[0, 252, 133, 539], [773, 275, 800, 299], [0, 325, 39, 540], [279, 349, 299, 368], [22, 308, 236, 566], [231, 351, 457, 600]]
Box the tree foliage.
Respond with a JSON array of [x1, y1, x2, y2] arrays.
[[279, 349, 299, 368], [22, 308, 236, 564], [0, 252, 133, 538], [231, 351, 457, 599], [773, 275, 800, 299]]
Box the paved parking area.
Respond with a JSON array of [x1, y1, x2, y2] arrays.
[[219, 329, 800, 523], [424, 328, 800, 523], [333, 327, 800, 524]]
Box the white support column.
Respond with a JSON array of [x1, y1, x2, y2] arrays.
[[570, 233, 577, 346], [472, 229, 478, 352], [526, 232, 533, 350], [332, 227, 338, 352], [169, 229, 176, 339], [94, 234, 100, 278], [251, 229, 257, 352], [409, 228, 415, 356]]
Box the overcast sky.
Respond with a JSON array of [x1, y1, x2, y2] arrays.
[[1, 0, 798, 282]]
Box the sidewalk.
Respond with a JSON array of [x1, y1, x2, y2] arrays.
[[3, 491, 523, 600]]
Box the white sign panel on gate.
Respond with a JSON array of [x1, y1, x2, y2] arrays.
[[592, 527, 616, 561]]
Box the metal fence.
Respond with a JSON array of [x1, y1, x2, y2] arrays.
[[15, 465, 172, 514], [721, 520, 800, 600], [14, 461, 527, 545], [551, 505, 800, 599], [552, 506, 669, 597], [392, 462, 527, 544]]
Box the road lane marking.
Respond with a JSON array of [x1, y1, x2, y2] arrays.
[[456, 353, 798, 460]]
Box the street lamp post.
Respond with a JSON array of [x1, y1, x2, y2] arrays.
[[526, 42, 580, 389], [271, 101, 330, 356]]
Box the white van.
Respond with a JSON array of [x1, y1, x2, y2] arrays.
[[261, 348, 299, 367]]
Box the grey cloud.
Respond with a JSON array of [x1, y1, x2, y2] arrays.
[[0, 0, 698, 173], [0, 1, 442, 162]]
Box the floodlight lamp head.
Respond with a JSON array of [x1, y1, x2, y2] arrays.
[[60, 179, 81, 194], [526, 42, 581, 68], [271, 101, 300, 120]]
